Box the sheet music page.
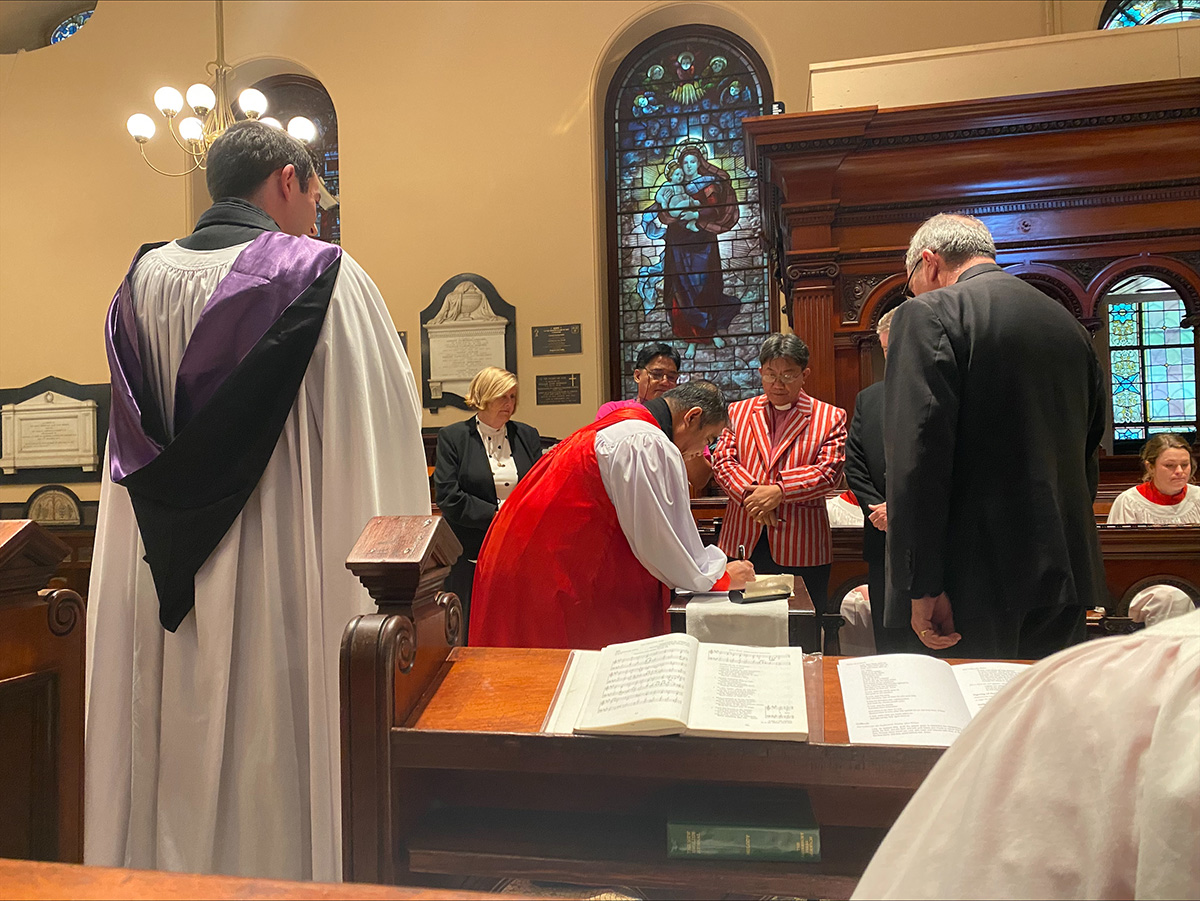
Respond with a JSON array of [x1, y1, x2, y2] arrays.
[[684, 643, 808, 739], [838, 654, 971, 747], [952, 661, 1030, 719], [542, 650, 601, 735], [574, 633, 698, 734]]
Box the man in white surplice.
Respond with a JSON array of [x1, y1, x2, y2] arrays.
[[85, 121, 429, 882]]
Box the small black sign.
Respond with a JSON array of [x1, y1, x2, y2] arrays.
[[532, 323, 582, 357], [536, 373, 582, 406]]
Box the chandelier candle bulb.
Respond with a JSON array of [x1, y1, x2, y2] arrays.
[[238, 88, 268, 118], [287, 116, 317, 143], [154, 87, 184, 117], [126, 114, 156, 143], [260, 117, 282, 130], [178, 117, 205, 143], [186, 83, 216, 116]]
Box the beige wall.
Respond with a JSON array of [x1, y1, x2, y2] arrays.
[[810, 19, 1200, 110], [0, 0, 1106, 502]]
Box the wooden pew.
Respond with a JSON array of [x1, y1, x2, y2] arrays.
[[0, 521, 84, 864], [339, 519, 943, 897]]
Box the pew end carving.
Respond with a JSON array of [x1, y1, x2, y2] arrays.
[[0, 520, 83, 864], [340, 515, 462, 884]]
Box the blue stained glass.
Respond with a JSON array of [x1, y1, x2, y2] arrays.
[[1108, 303, 1137, 346], [1116, 427, 1146, 440], [610, 29, 771, 401], [50, 10, 93, 44], [1102, 0, 1200, 29]]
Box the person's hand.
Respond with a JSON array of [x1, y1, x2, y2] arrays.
[[744, 484, 783, 519], [911, 593, 961, 650], [681, 210, 700, 222], [753, 509, 780, 528], [868, 502, 887, 532], [725, 560, 756, 591]]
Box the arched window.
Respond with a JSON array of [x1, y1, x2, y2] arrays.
[[1103, 276, 1197, 451], [251, 74, 340, 244], [1100, 0, 1200, 28], [50, 9, 93, 44], [605, 26, 773, 401]]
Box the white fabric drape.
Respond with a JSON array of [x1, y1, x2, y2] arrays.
[[852, 609, 1200, 900], [595, 418, 726, 592], [85, 241, 430, 882]]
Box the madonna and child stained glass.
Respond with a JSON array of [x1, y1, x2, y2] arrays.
[[610, 32, 771, 400]]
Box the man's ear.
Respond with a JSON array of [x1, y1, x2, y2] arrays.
[[279, 163, 298, 197], [685, 406, 703, 429]]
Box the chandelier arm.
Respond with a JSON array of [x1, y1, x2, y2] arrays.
[[163, 118, 193, 154], [139, 144, 202, 178]]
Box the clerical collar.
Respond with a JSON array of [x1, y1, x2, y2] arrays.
[[772, 403, 794, 412], [178, 198, 281, 250], [1137, 481, 1188, 506], [643, 397, 673, 439]]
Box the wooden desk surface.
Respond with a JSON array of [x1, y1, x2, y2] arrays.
[[0, 858, 541, 900]]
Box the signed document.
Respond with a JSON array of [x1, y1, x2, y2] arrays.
[[544, 632, 808, 741], [838, 654, 1029, 747]]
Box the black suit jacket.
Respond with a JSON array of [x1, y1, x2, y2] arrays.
[[883, 263, 1105, 629], [845, 381, 886, 565], [434, 417, 542, 558]]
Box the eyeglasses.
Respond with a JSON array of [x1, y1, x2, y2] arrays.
[[644, 369, 680, 383], [760, 369, 802, 385], [900, 265, 916, 300]]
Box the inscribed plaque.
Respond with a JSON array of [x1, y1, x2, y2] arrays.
[[536, 374, 582, 406], [532, 324, 582, 357]]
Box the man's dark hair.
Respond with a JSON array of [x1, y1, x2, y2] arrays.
[[663, 380, 729, 429], [759, 333, 810, 369], [635, 342, 682, 370], [205, 120, 317, 202]]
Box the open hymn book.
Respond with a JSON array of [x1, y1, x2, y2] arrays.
[[543, 632, 808, 740], [838, 654, 1030, 747]]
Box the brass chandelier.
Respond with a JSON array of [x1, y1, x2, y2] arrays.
[[125, 0, 315, 177]]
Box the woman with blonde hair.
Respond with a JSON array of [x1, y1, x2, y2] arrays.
[[434, 367, 542, 639]]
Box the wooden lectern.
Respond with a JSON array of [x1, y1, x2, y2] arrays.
[[0, 520, 84, 863]]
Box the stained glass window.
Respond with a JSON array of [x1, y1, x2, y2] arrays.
[[50, 10, 93, 44], [1100, 0, 1200, 28], [252, 74, 340, 245], [607, 27, 772, 401], [1105, 277, 1197, 451]]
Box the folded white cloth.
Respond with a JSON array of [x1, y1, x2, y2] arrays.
[[684, 594, 789, 647]]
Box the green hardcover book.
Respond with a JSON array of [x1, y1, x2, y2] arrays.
[[666, 790, 820, 862]]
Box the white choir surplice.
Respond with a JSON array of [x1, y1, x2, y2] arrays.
[[84, 241, 430, 882], [595, 418, 727, 591], [1107, 483, 1200, 525], [852, 608, 1200, 901]]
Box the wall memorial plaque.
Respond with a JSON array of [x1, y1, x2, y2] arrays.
[[420, 274, 517, 412], [532, 324, 582, 357], [0, 377, 110, 485], [536, 374, 582, 406], [24, 484, 83, 528], [397, 330, 408, 351]]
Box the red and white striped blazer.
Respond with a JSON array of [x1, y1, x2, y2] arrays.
[[712, 392, 847, 567]]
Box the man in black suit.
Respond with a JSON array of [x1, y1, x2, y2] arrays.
[[884, 213, 1105, 659], [845, 307, 909, 653]]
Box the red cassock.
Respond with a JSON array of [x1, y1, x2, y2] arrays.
[[469, 405, 669, 650]]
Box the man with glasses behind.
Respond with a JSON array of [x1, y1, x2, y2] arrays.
[[597, 342, 682, 419], [712, 333, 848, 616]]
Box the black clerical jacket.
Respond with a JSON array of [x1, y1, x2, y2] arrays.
[[882, 263, 1106, 629], [845, 380, 886, 565], [434, 417, 542, 558]]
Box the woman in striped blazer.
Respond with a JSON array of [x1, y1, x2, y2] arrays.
[[712, 333, 847, 614]]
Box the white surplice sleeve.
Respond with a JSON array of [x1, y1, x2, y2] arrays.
[[595, 420, 727, 592], [850, 609, 1200, 901]]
